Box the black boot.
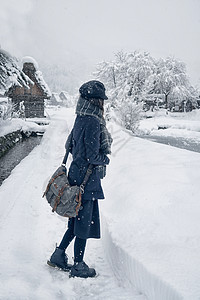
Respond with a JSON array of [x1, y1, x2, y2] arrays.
[[47, 247, 72, 272], [70, 261, 96, 278]]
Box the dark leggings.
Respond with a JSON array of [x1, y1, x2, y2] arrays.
[[58, 219, 86, 263]]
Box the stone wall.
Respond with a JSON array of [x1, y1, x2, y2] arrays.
[[0, 131, 22, 158]]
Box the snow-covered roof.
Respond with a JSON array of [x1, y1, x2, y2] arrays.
[[0, 97, 8, 104], [22, 56, 39, 70], [0, 50, 32, 90], [59, 91, 69, 99], [145, 93, 165, 98], [51, 93, 62, 102], [35, 70, 51, 98], [21, 57, 51, 98]]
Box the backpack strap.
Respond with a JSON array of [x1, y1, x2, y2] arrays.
[[62, 130, 73, 166], [62, 131, 94, 193], [80, 164, 93, 194], [62, 149, 70, 166]]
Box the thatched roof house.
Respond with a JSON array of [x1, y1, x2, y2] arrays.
[[50, 93, 62, 106], [6, 57, 51, 118], [59, 91, 73, 107]]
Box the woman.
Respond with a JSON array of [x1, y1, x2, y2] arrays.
[[48, 80, 112, 278]]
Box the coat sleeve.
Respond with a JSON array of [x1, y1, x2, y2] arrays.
[[84, 117, 110, 165]]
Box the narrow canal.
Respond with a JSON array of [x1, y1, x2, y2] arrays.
[[0, 136, 42, 186], [138, 135, 200, 153]]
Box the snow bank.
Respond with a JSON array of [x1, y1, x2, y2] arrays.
[[0, 118, 48, 137], [138, 109, 200, 140], [102, 217, 182, 300], [102, 120, 200, 299]]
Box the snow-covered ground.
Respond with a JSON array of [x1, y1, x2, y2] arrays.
[[103, 124, 200, 299], [0, 108, 145, 300], [0, 107, 200, 299], [138, 109, 200, 142]]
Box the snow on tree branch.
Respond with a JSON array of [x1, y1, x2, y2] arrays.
[[94, 50, 197, 108]]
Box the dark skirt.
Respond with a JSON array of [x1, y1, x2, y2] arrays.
[[69, 199, 100, 239]]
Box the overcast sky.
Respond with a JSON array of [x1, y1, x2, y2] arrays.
[[1, 0, 200, 86]]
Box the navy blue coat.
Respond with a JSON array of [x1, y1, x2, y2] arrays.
[[68, 115, 110, 200]]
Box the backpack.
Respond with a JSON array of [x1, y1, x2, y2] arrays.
[[43, 133, 93, 218]]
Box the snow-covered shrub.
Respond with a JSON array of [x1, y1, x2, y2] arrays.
[[116, 99, 142, 132], [0, 103, 12, 120], [11, 101, 25, 118], [0, 101, 25, 121]]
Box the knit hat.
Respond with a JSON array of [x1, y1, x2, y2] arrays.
[[79, 80, 108, 100]]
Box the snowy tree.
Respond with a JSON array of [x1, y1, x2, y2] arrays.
[[0, 48, 31, 91], [151, 57, 191, 108], [125, 51, 156, 99], [94, 51, 130, 91], [94, 61, 117, 89], [94, 51, 156, 130], [94, 51, 156, 132], [95, 50, 198, 132], [95, 50, 156, 104], [95, 51, 197, 110], [0, 102, 12, 120]]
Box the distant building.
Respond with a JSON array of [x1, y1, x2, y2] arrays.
[[143, 94, 165, 111], [59, 91, 68, 101], [59, 91, 73, 107], [50, 93, 62, 106], [170, 99, 194, 112], [6, 61, 51, 118]]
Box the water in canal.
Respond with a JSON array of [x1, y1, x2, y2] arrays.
[[138, 135, 200, 153], [0, 136, 42, 186]]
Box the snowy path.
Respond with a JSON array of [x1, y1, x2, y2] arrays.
[[0, 108, 145, 300]]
